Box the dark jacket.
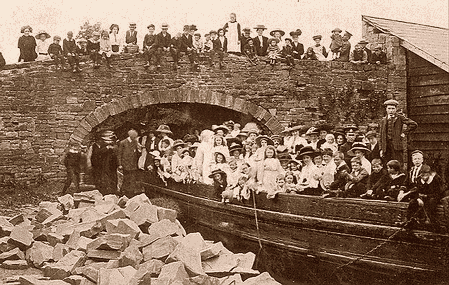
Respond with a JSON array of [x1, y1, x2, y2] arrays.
[[48, 43, 63, 56], [118, 138, 141, 171], [156, 32, 172, 48], [143, 34, 157, 50], [253, 35, 268, 56], [291, 42, 304, 59], [370, 52, 387, 64], [0, 52, 5, 69], [412, 173, 445, 201], [367, 167, 388, 191], [64, 151, 82, 171], [379, 113, 417, 152], [179, 34, 193, 52], [329, 162, 350, 190], [240, 35, 252, 54], [77, 45, 89, 56], [366, 142, 380, 162], [282, 45, 294, 57], [87, 39, 100, 53], [338, 41, 351, 62], [213, 37, 227, 52], [125, 30, 138, 45], [63, 39, 78, 55], [243, 44, 256, 57]]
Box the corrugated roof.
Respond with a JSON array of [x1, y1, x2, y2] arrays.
[[362, 15, 449, 72]]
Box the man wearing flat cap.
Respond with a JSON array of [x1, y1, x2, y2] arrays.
[[379, 99, 417, 165]]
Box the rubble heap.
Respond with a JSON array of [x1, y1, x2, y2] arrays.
[[0, 191, 281, 285]]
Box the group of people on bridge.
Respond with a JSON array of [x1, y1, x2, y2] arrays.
[[11, 13, 388, 72], [62, 98, 446, 231]]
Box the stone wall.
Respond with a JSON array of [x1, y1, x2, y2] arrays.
[[0, 54, 400, 183]]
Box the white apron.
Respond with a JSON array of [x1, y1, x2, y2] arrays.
[[226, 21, 240, 53]]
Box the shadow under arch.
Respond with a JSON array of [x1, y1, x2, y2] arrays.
[[70, 87, 284, 143]]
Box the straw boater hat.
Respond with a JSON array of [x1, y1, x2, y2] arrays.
[[208, 168, 227, 178], [35, 30, 51, 39], [358, 39, 369, 45], [21, 25, 33, 33], [332, 28, 342, 33], [270, 135, 282, 143], [212, 125, 229, 134], [161, 23, 169, 29], [255, 135, 274, 146], [296, 146, 317, 160], [254, 25, 267, 30], [229, 142, 243, 153], [172, 139, 186, 149], [312, 35, 322, 40], [305, 127, 319, 136], [190, 142, 200, 149], [348, 142, 370, 156], [269, 29, 285, 37], [156, 125, 173, 134], [129, 22, 137, 27]]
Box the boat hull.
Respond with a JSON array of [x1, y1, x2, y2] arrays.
[[144, 181, 449, 284]]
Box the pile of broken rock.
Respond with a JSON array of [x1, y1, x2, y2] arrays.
[[0, 190, 281, 285]]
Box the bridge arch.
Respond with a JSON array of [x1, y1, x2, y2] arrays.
[[70, 87, 284, 143]]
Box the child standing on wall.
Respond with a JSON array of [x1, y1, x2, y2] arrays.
[[330, 28, 343, 60]]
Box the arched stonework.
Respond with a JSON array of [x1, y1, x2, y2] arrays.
[[70, 87, 284, 143]]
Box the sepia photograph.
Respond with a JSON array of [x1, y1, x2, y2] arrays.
[[0, 0, 448, 284]]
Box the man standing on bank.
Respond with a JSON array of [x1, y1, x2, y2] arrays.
[[379, 99, 417, 165], [118, 129, 142, 197]]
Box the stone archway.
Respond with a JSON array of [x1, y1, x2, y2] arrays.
[[70, 87, 284, 143]]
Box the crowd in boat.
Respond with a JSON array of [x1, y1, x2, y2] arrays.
[[62, 99, 447, 230], [6, 13, 388, 72]]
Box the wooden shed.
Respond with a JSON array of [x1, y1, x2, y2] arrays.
[[362, 15, 449, 179]]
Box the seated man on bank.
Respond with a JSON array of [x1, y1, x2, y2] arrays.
[[360, 158, 389, 199], [402, 165, 446, 230]]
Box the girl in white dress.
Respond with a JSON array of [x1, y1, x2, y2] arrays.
[[35, 30, 51, 61], [223, 13, 241, 54], [257, 146, 284, 194]]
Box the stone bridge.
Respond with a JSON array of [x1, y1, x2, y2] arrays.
[[0, 54, 405, 182]]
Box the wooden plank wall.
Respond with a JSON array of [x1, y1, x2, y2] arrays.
[[407, 51, 449, 180]]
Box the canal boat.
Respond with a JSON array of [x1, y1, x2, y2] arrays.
[[144, 180, 449, 285]]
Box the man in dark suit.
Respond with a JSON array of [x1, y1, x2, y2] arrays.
[[379, 99, 417, 165], [290, 30, 304, 60], [337, 31, 352, 62], [252, 25, 268, 56], [179, 25, 198, 70], [118, 129, 142, 197], [358, 39, 372, 62], [365, 131, 380, 162], [212, 29, 227, 69], [124, 23, 138, 53], [156, 23, 179, 70]]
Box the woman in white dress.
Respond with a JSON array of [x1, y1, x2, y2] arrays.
[[223, 13, 241, 54], [193, 130, 214, 185]]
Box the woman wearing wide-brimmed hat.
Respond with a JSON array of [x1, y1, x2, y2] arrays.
[[270, 29, 285, 48], [296, 146, 320, 195], [156, 125, 174, 151], [35, 30, 51, 61], [18, 25, 37, 62]]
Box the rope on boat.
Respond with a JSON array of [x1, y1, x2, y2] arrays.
[[251, 189, 263, 252], [332, 215, 417, 276]]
